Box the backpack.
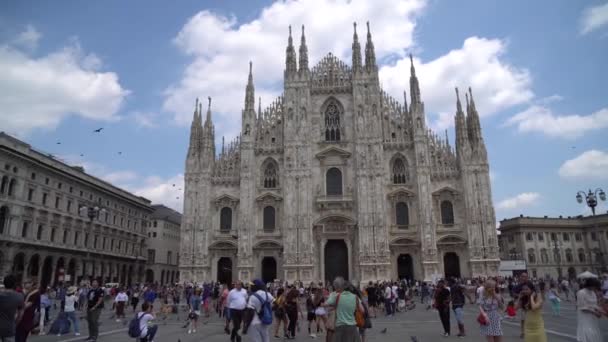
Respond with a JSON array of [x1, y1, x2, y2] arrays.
[[253, 292, 273, 325], [127, 313, 144, 338]]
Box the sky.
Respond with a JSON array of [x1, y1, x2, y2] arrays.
[[1, 0, 607, 221]]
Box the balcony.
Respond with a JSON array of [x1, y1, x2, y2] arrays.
[[315, 195, 354, 210]]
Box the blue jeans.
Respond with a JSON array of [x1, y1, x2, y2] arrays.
[[385, 299, 393, 315], [65, 311, 79, 333]]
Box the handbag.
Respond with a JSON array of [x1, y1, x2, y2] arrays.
[[477, 312, 488, 326], [354, 297, 365, 328]]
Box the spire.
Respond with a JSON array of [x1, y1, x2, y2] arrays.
[[285, 26, 297, 75], [352, 22, 362, 72], [467, 87, 483, 144], [258, 96, 262, 119], [409, 54, 421, 105], [364, 21, 376, 71], [244, 61, 255, 112], [298, 25, 308, 73], [455, 87, 463, 114], [403, 90, 409, 113], [188, 98, 202, 156], [454, 87, 467, 155], [192, 97, 199, 124], [206, 96, 212, 124]]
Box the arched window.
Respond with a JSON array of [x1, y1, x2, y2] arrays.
[[263, 206, 276, 231], [527, 249, 536, 264], [565, 249, 573, 263], [263, 162, 278, 188], [324, 100, 341, 141], [578, 249, 586, 263], [326, 168, 342, 196], [395, 202, 409, 227], [7, 179, 16, 196], [440, 201, 454, 225], [392, 158, 408, 184], [220, 207, 232, 231], [540, 249, 548, 263], [0, 206, 8, 234], [0, 176, 8, 194], [36, 224, 44, 240]]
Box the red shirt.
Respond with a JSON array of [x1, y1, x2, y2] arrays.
[[506, 306, 516, 317]]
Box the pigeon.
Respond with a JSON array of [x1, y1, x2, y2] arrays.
[[118, 152, 122, 155], [176, 197, 180, 199], [172, 184, 176, 187], [56, 141, 61, 145], [380, 328, 387, 334], [80, 154, 84, 157], [94, 128, 104, 132]]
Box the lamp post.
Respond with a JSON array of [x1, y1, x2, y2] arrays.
[[576, 188, 607, 273], [551, 238, 563, 279]]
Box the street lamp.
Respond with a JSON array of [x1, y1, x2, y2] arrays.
[[79, 205, 106, 222], [576, 188, 607, 273]]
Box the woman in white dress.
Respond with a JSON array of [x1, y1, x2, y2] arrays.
[[576, 278, 605, 342]]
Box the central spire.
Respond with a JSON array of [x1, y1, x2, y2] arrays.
[[244, 61, 255, 112], [409, 54, 421, 105], [352, 22, 362, 72], [364, 21, 376, 72], [298, 25, 308, 73], [285, 25, 297, 75]]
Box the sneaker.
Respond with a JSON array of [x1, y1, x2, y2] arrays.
[[75, 333, 81, 336], [193, 329, 196, 333], [310, 334, 317, 338], [188, 329, 192, 334], [57, 334, 61, 337], [443, 332, 450, 337]]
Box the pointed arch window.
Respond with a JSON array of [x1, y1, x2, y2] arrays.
[[220, 207, 232, 232], [263, 206, 276, 232], [263, 162, 278, 188], [392, 158, 408, 184], [440, 200, 454, 225], [326, 167, 343, 196], [324, 101, 341, 141], [395, 202, 409, 227]]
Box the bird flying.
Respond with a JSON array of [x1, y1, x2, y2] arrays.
[[94, 128, 104, 133]]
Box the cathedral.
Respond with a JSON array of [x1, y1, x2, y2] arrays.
[[179, 23, 499, 285]]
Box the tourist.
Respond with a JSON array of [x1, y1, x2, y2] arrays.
[[130, 287, 140, 312], [576, 278, 605, 342], [243, 279, 274, 342], [15, 282, 39, 342], [450, 279, 466, 337], [136, 302, 157, 342], [546, 283, 561, 316], [365, 282, 377, 318], [420, 282, 430, 306], [433, 280, 451, 337], [115, 288, 128, 321], [63, 286, 80, 336], [273, 288, 287, 338], [478, 279, 504, 342], [354, 287, 371, 342], [313, 287, 328, 335], [284, 286, 301, 339], [221, 284, 231, 333], [0, 275, 25, 342], [383, 282, 393, 316], [86, 279, 105, 342], [325, 277, 364, 342], [513, 272, 534, 339], [227, 280, 248, 342], [519, 284, 547, 342], [305, 289, 317, 337], [188, 287, 201, 334]]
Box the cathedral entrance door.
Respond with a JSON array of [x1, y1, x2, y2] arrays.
[[324, 240, 348, 282], [217, 257, 233, 285], [261, 257, 277, 283], [397, 254, 414, 281], [443, 252, 461, 279]]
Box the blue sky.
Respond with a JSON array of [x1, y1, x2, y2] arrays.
[[1, 0, 607, 220]]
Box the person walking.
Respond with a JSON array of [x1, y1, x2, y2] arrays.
[[383, 283, 393, 316], [0, 275, 25, 342], [136, 302, 157, 342], [243, 279, 274, 342], [576, 278, 605, 342], [188, 288, 201, 334], [284, 286, 300, 339], [325, 277, 364, 342], [450, 279, 466, 337], [85, 279, 104, 342], [546, 283, 561, 316], [130, 287, 140, 312], [478, 279, 504, 342], [272, 288, 287, 338], [115, 288, 128, 321], [520, 285, 547, 342], [227, 281, 248, 342], [63, 286, 80, 336], [434, 280, 451, 337], [15, 282, 39, 342]]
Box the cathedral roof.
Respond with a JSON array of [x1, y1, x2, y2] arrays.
[[311, 53, 352, 94]]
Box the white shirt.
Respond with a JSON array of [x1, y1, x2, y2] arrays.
[[384, 286, 392, 300], [391, 286, 398, 302], [64, 295, 77, 312], [247, 290, 275, 325], [228, 288, 248, 310], [137, 312, 154, 337], [115, 292, 128, 302]]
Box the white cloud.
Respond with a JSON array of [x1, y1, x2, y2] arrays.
[[163, 0, 426, 138], [381, 37, 533, 130], [130, 174, 184, 212], [12, 25, 42, 51], [559, 150, 608, 180], [101, 170, 138, 184], [131, 111, 160, 128], [497, 192, 541, 210], [535, 94, 563, 105], [0, 35, 129, 135], [580, 3, 608, 34], [505, 105, 608, 139]]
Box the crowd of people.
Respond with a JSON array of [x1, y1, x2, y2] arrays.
[[0, 272, 607, 342]]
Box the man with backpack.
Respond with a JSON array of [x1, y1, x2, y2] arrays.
[[243, 279, 274, 342], [128, 302, 157, 342]]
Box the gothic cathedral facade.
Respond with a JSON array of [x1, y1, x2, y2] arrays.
[[179, 24, 499, 285]]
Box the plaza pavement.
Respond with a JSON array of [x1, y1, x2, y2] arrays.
[[30, 298, 608, 342]]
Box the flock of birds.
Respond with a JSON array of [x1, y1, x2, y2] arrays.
[[50, 127, 183, 200]]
